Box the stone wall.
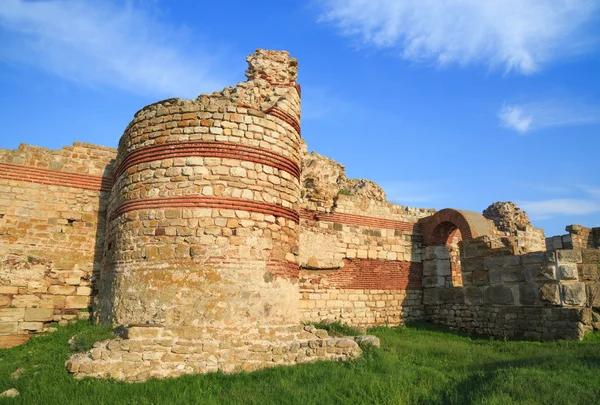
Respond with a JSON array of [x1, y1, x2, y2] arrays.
[[423, 237, 594, 340], [547, 224, 600, 251], [298, 194, 433, 326], [0, 143, 116, 347]]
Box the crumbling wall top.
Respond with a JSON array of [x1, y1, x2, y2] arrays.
[[245, 49, 298, 84]]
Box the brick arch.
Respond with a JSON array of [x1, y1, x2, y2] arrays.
[[422, 208, 495, 246]]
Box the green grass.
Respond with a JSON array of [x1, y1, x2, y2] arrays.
[[1, 321, 600, 404]]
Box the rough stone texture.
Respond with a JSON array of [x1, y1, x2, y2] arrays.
[[482, 202, 545, 252], [483, 202, 532, 234], [67, 325, 361, 381], [2, 48, 600, 381], [0, 143, 115, 347]]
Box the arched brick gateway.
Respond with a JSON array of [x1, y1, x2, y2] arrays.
[[421, 208, 495, 246]]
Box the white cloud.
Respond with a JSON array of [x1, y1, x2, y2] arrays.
[[0, 0, 229, 98], [378, 180, 446, 206], [520, 199, 600, 219], [318, 0, 599, 74], [498, 104, 532, 133], [498, 99, 600, 134]]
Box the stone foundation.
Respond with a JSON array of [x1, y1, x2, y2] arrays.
[[67, 324, 362, 381]]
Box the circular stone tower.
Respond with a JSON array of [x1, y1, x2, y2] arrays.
[[95, 49, 302, 328]]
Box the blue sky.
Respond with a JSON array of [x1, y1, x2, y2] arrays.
[[1, 0, 600, 237]]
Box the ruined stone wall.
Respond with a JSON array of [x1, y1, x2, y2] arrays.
[[299, 194, 434, 326], [547, 224, 600, 251], [0, 143, 116, 347], [95, 50, 302, 328], [423, 237, 593, 340]]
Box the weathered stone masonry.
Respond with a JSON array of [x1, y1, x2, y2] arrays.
[[1, 49, 600, 380]]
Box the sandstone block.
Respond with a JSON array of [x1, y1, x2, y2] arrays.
[[518, 283, 538, 305], [0, 322, 18, 333], [354, 335, 380, 348], [540, 284, 561, 305], [19, 321, 43, 331], [483, 285, 514, 306], [0, 308, 25, 322], [557, 250, 582, 264], [558, 264, 578, 281], [562, 283, 586, 306], [24, 308, 54, 322], [48, 285, 76, 295], [77, 287, 92, 296], [0, 286, 18, 294], [464, 287, 484, 306], [65, 295, 89, 309], [125, 326, 162, 339], [11, 295, 40, 307]]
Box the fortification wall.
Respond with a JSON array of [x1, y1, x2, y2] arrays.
[[299, 194, 434, 326], [0, 143, 116, 347], [423, 238, 594, 340]]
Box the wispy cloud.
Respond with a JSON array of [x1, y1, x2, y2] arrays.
[[378, 180, 446, 207], [498, 99, 600, 134], [519, 185, 600, 220], [0, 0, 229, 98], [318, 0, 599, 74]]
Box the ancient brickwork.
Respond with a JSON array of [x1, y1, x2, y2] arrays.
[[423, 237, 593, 340], [0, 143, 116, 347], [298, 194, 433, 325]]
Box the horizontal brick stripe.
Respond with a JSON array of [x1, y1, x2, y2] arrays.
[[300, 208, 416, 231], [264, 106, 301, 135], [300, 258, 422, 290], [113, 141, 300, 181], [0, 163, 112, 192], [111, 196, 299, 223]]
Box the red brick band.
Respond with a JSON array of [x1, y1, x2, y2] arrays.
[[113, 141, 300, 181], [264, 106, 301, 135], [300, 258, 422, 290], [0, 163, 112, 192], [300, 209, 415, 231], [111, 196, 299, 223]]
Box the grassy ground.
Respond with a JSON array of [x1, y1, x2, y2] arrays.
[[1, 321, 600, 404]]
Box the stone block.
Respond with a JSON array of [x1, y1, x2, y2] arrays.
[[0, 286, 18, 294], [48, 285, 76, 295], [422, 276, 444, 288], [503, 268, 526, 283], [424, 247, 436, 260], [521, 252, 546, 265], [484, 256, 505, 271], [562, 283, 586, 306], [0, 322, 18, 333], [23, 308, 54, 322], [354, 335, 380, 348], [524, 265, 556, 282], [65, 295, 89, 309], [558, 264, 578, 281], [461, 257, 484, 272], [423, 289, 441, 305], [439, 288, 465, 304], [472, 271, 489, 286], [518, 283, 538, 306], [579, 264, 600, 281], [483, 285, 515, 306], [434, 246, 450, 260], [582, 249, 600, 264], [489, 270, 503, 285], [125, 326, 162, 339], [464, 287, 484, 306], [540, 284, 561, 305], [423, 261, 437, 277], [587, 282, 600, 308], [76, 287, 92, 296], [0, 295, 11, 307], [0, 308, 25, 322], [19, 321, 43, 331], [435, 260, 451, 276], [503, 256, 521, 268], [557, 250, 582, 264]]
